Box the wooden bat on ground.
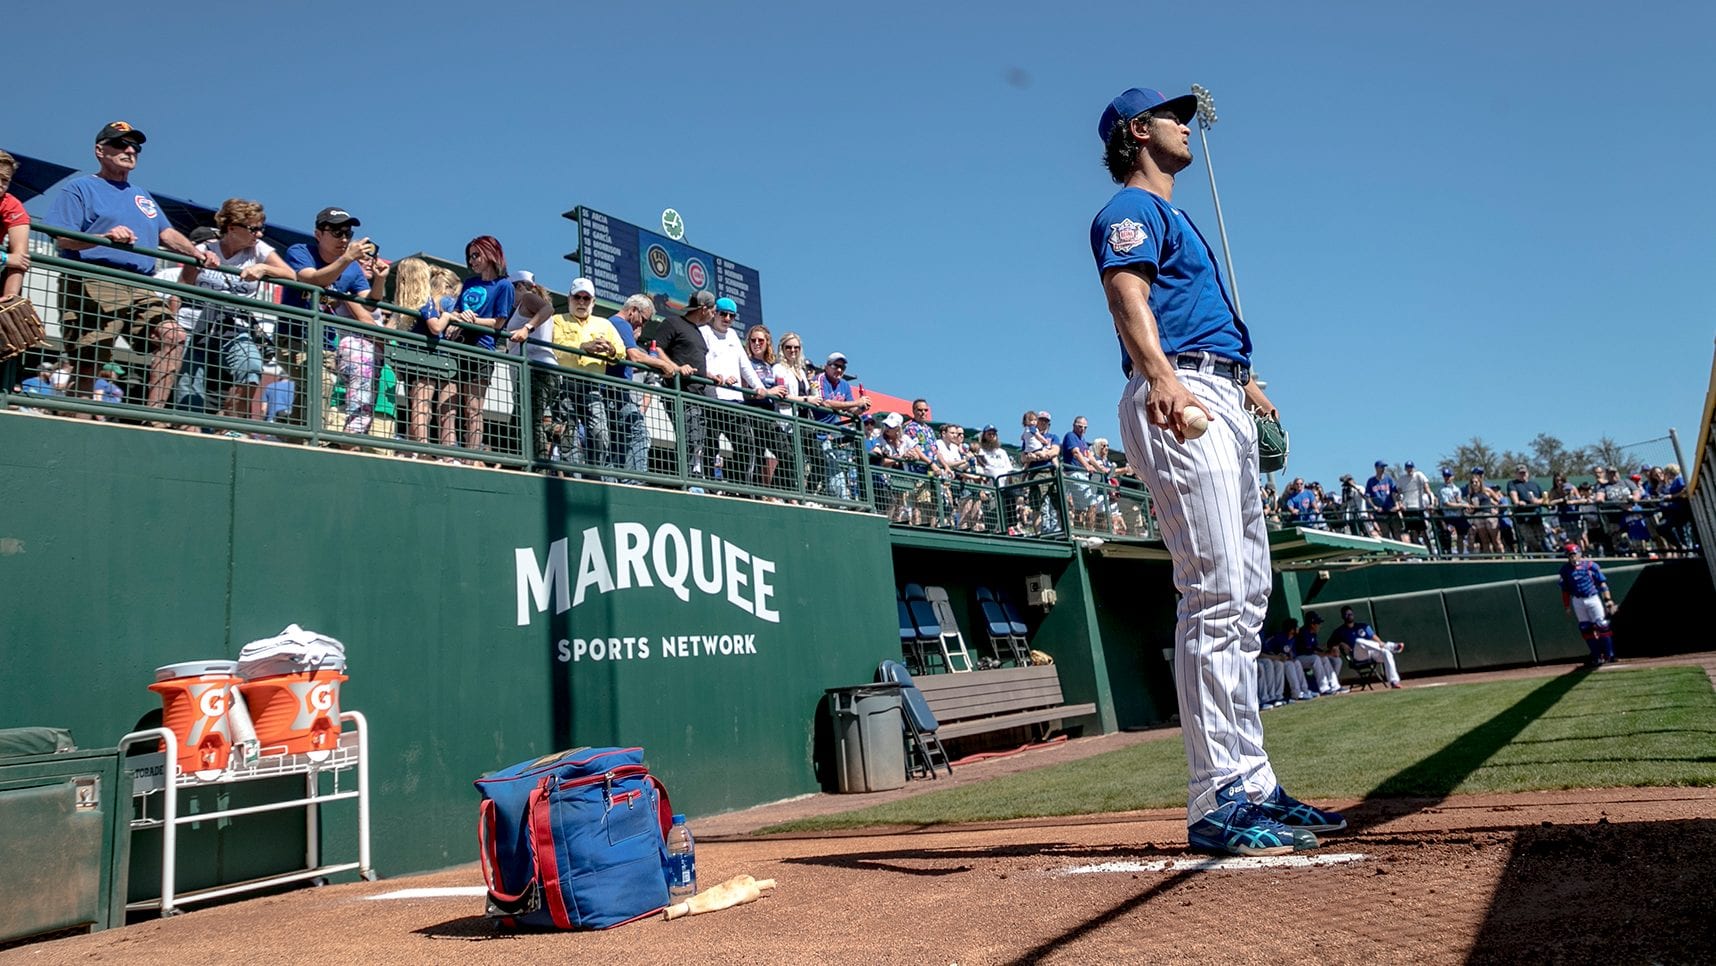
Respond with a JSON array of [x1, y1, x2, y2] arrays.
[[664, 874, 777, 920]]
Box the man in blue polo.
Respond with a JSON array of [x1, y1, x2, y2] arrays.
[[1366, 461, 1402, 541], [48, 121, 218, 407], [1062, 416, 1103, 530]]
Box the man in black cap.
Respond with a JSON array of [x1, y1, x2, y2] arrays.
[[46, 121, 218, 407], [276, 207, 376, 433], [650, 290, 715, 478]]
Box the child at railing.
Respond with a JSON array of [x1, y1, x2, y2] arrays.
[[333, 328, 379, 435]]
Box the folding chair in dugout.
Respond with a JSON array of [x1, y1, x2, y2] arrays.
[[877, 659, 953, 779], [917, 585, 974, 673], [897, 599, 928, 674], [901, 584, 957, 675], [974, 587, 1031, 667], [1346, 653, 1382, 691]]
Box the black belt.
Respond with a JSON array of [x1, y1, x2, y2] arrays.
[[1175, 353, 1251, 386]]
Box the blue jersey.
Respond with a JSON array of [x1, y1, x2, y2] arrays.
[[1090, 186, 1250, 376], [1366, 475, 1398, 511], [1261, 632, 1293, 656], [816, 374, 852, 425], [451, 276, 515, 351], [1290, 627, 1321, 658], [1286, 489, 1318, 524], [46, 175, 169, 275], [1328, 622, 1374, 651], [1559, 559, 1607, 598]]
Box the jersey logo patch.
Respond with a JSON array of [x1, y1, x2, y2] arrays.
[[134, 195, 158, 218], [1108, 218, 1147, 255]]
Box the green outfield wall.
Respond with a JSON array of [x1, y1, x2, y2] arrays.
[[0, 414, 899, 878], [1301, 558, 1709, 673]]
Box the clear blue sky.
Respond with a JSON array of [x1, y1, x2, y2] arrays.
[[8, 2, 1713, 486]]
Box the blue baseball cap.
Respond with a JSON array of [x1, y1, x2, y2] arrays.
[[714, 297, 738, 314], [1098, 88, 1198, 143], [1375, 460, 1387, 467]]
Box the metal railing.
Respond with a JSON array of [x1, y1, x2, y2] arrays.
[[2, 225, 874, 508], [1271, 501, 1698, 559]]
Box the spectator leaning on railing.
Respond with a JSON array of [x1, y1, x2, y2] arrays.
[[740, 322, 794, 492], [501, 271, 558, 460], [278, 207, 373, 434], [1062, 416, 1104, 531], [652, 290, 714, 477], [1437, 467, 1470, 554], [610, 293, 671, 475], [813, 351, 870, 500], [1365, 461, 1402, 540], [1505, 463, 1548, 553], [548, 277, 623, 469], [1464, 467, 1504, 554], [177, 199, 296, 425], [443, 236, 514, 457], [0, 151, 29, 299], [1397, 460, 1435, 551], [47, 121, 219, 408]]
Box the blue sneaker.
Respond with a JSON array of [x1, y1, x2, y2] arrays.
[[1257, 786, 1347, 835], [1187, 800, 1296, 857]]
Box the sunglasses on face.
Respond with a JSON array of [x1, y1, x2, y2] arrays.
[[747, 335, 769, 344], [571, 293, 594, 301], [241, 223, 266, 234], [782, 344, 800, 351], [322, 225, 354, 238], [102, 139, 141, 154], [717, 311, 737, 319], [828, 362, 846, 369]]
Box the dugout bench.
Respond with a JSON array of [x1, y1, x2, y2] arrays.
[[913, 665, 1095, 743]]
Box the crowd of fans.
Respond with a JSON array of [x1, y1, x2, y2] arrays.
[[0, 126, 1701, 559], [1264, 461, 1694, 558]]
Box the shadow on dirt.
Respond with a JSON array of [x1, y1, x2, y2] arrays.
[[781, 839, 1187, 877], [412, 916, 524, 941], [1467, 818, 1716, 964]]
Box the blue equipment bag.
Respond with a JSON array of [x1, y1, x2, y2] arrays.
[[473, 746, 672, 929]]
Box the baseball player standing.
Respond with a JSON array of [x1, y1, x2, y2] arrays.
[[1558, 542, 1617, 666], [1093, 86, 1343, 856]]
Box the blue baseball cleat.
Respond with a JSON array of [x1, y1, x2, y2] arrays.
[[1256, 786, 1347, 835], [1187, 800, 1297, 857]]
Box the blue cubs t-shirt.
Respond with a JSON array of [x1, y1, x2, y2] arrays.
[[1366, 475, 1399, 511], [1090, 187, 1251, 376], [46, 175, 168, 275], [816, 374, 851, 425], [451, 276, 514, 351]]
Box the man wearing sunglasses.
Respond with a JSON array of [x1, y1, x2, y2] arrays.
[[813, 352, 870, 500], [273, 207, 374, 434], [48, 121, 219, 407], [653, 289, 716, 479]]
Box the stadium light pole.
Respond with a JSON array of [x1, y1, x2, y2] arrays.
[[1190, 83, 1244, 320]]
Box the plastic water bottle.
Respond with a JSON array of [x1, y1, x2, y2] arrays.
[[665, 814, 696, 900]]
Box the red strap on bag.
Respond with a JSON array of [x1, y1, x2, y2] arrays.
[[476, 798, 530, 904], [650, 775, 673, 836], [530, 780, 572, 929]]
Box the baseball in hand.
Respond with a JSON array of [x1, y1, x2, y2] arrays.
[[1181, 406, 1210, 440]]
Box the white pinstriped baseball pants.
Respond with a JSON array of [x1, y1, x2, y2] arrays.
[[1119, 366, 1276, 824]]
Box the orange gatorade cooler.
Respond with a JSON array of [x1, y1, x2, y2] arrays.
[[148, 661, 241, 772], [238, 659, 347, 755]]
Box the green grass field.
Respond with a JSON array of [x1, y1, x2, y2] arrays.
[[759, 665, 1716, 834]]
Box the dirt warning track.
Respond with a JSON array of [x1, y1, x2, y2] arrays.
[[8, 786, 1713, 966]]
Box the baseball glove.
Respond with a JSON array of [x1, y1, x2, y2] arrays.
[[0, 296, 46, 363], [1255, 413, 1288, 474], [1605, 600, 1618, 618]]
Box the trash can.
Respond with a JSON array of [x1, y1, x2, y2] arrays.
[[825, 683, 907, 793], [0, 731, 130, 943]]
